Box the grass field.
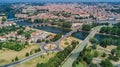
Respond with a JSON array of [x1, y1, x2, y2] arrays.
[[14, 52, 56, 67], [60, 36, 82, 49], [0, 44, 40, 65]]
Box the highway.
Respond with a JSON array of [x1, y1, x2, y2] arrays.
[[62, 26, 103, 67]]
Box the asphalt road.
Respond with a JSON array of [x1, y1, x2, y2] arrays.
[[55, 26, 82, 49], [0, 25, 82, 67], [41, 26, 82, 52], [62, 26, 103, 67], [0, 51, 47, 67], [0, 25, 101, 67]]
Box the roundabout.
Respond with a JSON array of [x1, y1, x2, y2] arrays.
[[44, 43, 57, 51]]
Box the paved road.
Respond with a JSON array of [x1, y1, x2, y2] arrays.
[[0, 25, 82, 67], [92, 58, 120, 67], [55, 26, 82, 49], [41, 42, 62, 52], [62, 26, 103, 67], [0, 42, 61, 67], [0, 51, 47, 67], [57, 26, 81, 44], [41, 25, 82, 51]]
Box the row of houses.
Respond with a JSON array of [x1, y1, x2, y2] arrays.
[[0, 22, 16, 28], [0, 29, 55, 44], [30, 31, 55, 43]]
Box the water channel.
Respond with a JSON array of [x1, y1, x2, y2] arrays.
[[8, 14, 120, 43]]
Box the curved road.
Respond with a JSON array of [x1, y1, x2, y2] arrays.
[[0, 25, 82, 67], [41, 26, 82, 52], [0, 52, 46, 67]]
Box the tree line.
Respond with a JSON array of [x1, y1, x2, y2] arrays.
[[36, 41, 79, 67], [82, 23, 109, 31], [100, 22, 120, 36], [0, 41, 28, 51]]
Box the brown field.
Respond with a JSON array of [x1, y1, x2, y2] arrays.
[[14, 52, 56, 67], [60, 37, 82, 49], [0, 44, 39, 65]]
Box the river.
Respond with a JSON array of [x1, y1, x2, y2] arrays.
[[15, 22, 120, 43], [7, 13, 15, 19], [7, 13, 119, 43]]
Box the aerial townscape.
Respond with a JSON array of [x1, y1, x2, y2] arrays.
[[0, 0, 120, 67]]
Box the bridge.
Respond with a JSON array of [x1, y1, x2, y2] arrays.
[[42, 25, 82, 51], [6, 18, 27, 22], [57, 25, 82, 44], [62, 26, 104, 67], [72, 20, 120, 24], [26, 23, 50, 28], [0, 25, 102, 67]]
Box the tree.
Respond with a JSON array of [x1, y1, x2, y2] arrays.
[[91, 44, 97, 49], [61, 22, 72, 28], [83, 52, 93, 64], [26, 18, 32, 23], [100, 26, 120, 36], [100, 38, 112, 48], [1, 17, 6, 24], [102, 52, 107, 57], [26, 52, 29, 57], [89, 15, 96, 20], [34, 19, 43, 23], [45, 40, 49, 43], [34, 48, 41, 53], [37, 48, 41, 52], [24, 41, 29, 45], [90, 63, 97, 67], [100, 59, 113, 67], [52, 34, 62, 42], [117, 46, 120, 50], [36, 63, 40, 67], [115, 49, 120, 57], [82, 24, 92, 31], [94, 51, 99, 57], [12, 59, 14, 62], [108, 54, 119, 61], [17, 30, 24, 35], [15, 56, 19, 61], [24, 33, 31, 39], [37, 39, 41, 43], [30, 51, 33, 55], [36, 46, 74, 67], [89, 38, 98, 44], [0, 44, 2, 50], [71, 40, 79, 48], [111, 49, 116, 55], [64, 42, 69, 45]]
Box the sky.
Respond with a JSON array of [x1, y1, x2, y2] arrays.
[[0, 0, 120, 2]]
